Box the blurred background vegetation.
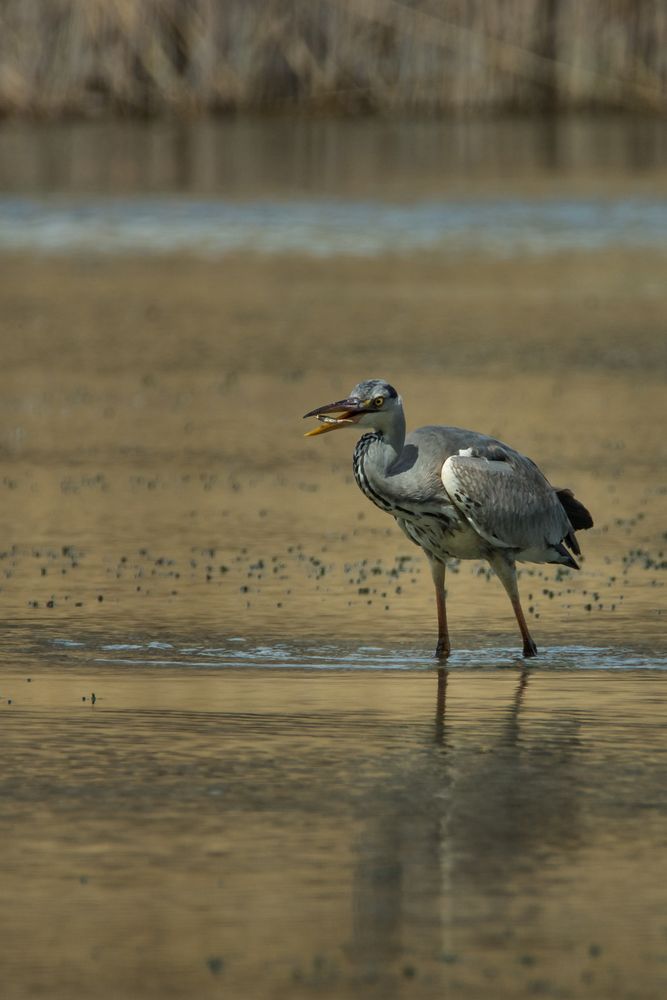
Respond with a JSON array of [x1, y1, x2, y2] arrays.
[[0, 0, 665, 119]]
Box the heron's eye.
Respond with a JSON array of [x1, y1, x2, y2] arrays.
[[373, 396, 385, 408]]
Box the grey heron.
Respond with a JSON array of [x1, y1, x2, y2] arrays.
[[304, 379, 593, 659]]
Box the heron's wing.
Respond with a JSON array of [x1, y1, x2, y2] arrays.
[[441, 446, 570, 552]]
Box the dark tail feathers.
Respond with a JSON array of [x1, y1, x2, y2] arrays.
[[556, 488, 594, 531], [556, 488, 593, 559], [553, 541, 580, 570]]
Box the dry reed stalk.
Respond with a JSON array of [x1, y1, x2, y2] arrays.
[[0, 0, 665, 117]]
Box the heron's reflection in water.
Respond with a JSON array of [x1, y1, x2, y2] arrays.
[[348, 668, 584, 988]]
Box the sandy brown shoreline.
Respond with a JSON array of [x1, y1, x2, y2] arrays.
[[1, 249, 666, 393]]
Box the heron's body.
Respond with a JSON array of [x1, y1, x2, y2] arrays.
[[305, 380, 593, 659], [354, 425, 578, 567]]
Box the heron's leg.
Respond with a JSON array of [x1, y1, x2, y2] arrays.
[[488, 554, 538, 659], [427, 555, 450, 659]]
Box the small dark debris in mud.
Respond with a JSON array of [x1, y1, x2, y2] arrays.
[[0, 512, 660, 631], [291, 955, 339, 987], [206, 956, 224, 975], [527, 979, 555, 995]]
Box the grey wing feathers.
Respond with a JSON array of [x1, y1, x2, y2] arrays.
[[441, 444, 571, 555]]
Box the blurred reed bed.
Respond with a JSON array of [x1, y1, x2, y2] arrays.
[[0, 0, 665, 117]]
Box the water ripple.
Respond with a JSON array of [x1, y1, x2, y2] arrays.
[[44, 635, 667, 671], [2, 196, 667, 257]]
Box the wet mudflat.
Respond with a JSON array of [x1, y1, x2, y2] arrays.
[[0, 119, 666, 996]]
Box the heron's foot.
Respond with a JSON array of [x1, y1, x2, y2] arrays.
[[522, 638, 538, 658], [435, 640, 451, 661]]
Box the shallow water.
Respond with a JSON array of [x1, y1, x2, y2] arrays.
[[1, 663, 666, 1000], [4, 627, 667, 676], [2, 116, 667, 198], [3, 194, 667, 257], [1, 117, 667, 258]]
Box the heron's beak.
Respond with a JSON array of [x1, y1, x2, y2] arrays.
[[303, 397, 365, 436]]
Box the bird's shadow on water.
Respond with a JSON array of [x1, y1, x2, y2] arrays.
[[347, 666, 591, 992], [350, 661, 666, 992], [433, 664, 529, 743]]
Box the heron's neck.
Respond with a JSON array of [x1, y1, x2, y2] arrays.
[[366, 411, 406, 472], [353, 414, 407, 514]]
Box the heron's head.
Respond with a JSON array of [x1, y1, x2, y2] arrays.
[[304, 379, 402, 437]]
